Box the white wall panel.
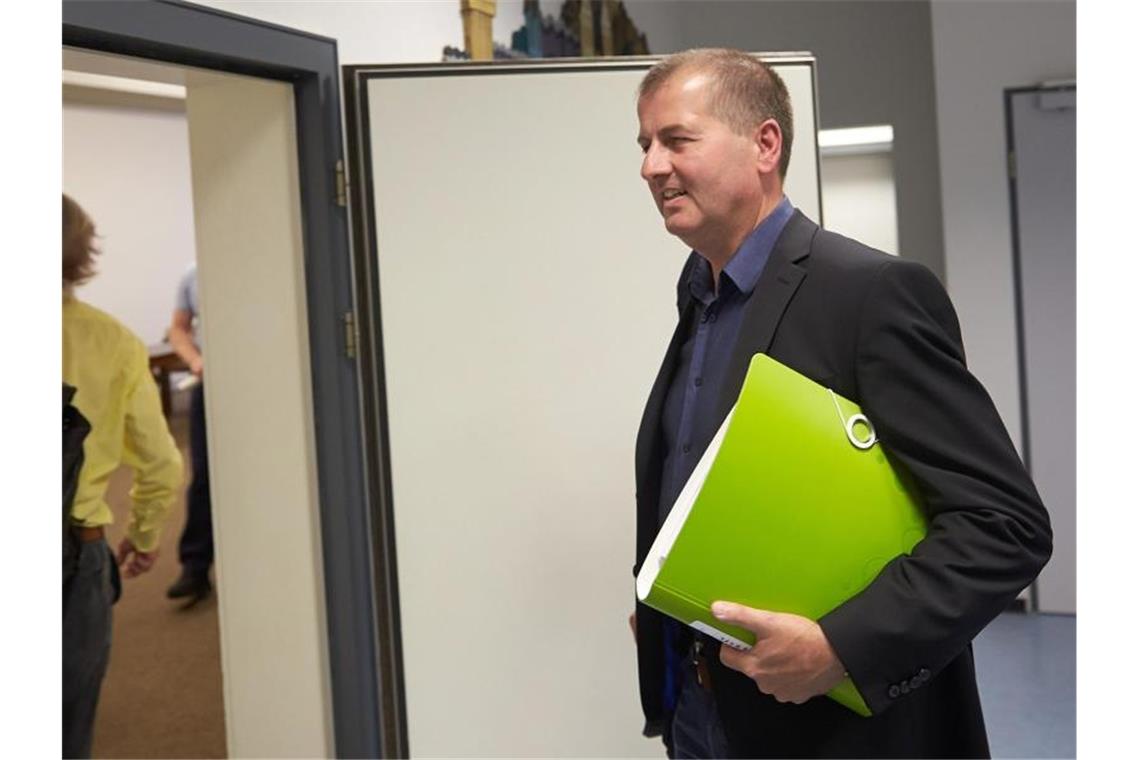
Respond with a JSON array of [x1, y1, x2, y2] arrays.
[[821, 152, 898, 256]]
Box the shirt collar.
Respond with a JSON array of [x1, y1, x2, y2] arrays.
[[687, 196, 795, 303]]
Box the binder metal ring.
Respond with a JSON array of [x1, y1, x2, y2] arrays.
[[829, 389, 878, 450], [845, 414, 877, 450]]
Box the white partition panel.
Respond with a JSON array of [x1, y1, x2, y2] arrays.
[[359, 58, 819, 757]]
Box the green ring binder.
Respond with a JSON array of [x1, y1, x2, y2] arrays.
[[635, 353, 928, 717]]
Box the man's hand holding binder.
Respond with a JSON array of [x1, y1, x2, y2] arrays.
[[711, 601, 847, 705]]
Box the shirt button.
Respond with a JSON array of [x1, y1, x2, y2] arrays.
[[682, 444, 691, 454], [919, 668, 931, 682], [700, 313, 709, 323], [709, 312, 718, 322], [909, 676, 922, 689], [888, 685, 900, 699], [694, 377, 703, 387], [899, 681, 910, 695]]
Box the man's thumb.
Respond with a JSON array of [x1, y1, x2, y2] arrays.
[[711, 601, 776, 635]]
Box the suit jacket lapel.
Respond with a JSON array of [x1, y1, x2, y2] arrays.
[[713, 210, 817, 424]]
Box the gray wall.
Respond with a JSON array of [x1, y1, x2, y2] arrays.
[[653, 0, 946, 280], [931, 0, 1076, 456]]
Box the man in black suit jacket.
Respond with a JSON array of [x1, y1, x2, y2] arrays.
[[632, 49, 1052, 758]]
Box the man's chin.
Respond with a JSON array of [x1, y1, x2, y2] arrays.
[[663, 217, 698, 242]]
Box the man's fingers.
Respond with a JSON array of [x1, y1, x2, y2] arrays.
[[130, 552, 156, 576], [711, 601, 778, 637], [718, 642, 750, 673], [115, 542, 157, 578]]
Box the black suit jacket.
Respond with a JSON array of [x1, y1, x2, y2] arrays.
[[633, 211, 1052, 758]]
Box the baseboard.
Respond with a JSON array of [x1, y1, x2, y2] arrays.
[[1005, 597, 1028, 613]]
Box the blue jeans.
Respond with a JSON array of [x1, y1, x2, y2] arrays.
[[670, 651, 731, 759], [62, 539, 120, 759]]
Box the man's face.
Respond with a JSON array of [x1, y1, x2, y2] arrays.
[[637, 71, 764, 256]]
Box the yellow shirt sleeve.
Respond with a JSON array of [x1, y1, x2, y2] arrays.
[[120, 338, 183, 552]]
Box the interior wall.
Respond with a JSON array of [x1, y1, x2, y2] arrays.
[[930, 0, 1076, 456], [184, 68, 333, 758], [820, 152, 898, 256], [193, 1, 545, 63], [193, 1, 684, 64], [62, 92, 196, 344]]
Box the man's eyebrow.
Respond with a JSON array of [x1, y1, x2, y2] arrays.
[[637, 124, 691, 145]]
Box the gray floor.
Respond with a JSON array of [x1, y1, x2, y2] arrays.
[[973, 611, 1075, 758]]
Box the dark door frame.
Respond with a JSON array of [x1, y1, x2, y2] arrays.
[[62, 2, 384, 756], [1003, 81, 1076, 616]]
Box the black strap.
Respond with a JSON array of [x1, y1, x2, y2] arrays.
[[63, 383, 91, 585]]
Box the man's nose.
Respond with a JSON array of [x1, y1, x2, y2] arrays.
[[641, 143, 670, 181]]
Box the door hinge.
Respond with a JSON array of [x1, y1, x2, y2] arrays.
[[1007, 150, 1016, 181], [335, 159, 348, 208], [343, 311, 358, 359]]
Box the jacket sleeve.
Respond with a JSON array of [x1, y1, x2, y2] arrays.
[[817, 258, 1052, 715], [120, 337, 184, 553]]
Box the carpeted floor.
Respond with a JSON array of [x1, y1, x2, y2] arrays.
[[91, 405, 227, 759]]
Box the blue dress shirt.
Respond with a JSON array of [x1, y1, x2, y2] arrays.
[[656, 196, 796, 713]]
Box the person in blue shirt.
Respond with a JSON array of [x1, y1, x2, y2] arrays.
[[166, 264, 213, 601]]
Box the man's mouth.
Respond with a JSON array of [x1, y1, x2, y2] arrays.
[[662, 188, 687, 202]]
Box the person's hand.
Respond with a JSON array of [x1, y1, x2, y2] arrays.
[[116, 538, 159, 578], [712, 601, 846, 704], [189, 356, 204, 376], [629, 612, 637, 644]]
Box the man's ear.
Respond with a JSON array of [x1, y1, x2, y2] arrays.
[[753, 118, 783, 176]]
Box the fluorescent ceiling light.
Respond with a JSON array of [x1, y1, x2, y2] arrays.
[[818, 125, 894, 156], [63, 70, 186, 100]]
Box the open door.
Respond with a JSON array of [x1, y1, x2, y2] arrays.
[[63, 2, 383, 756]]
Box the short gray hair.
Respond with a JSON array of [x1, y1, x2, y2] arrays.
[[639, 48, 794, 180]]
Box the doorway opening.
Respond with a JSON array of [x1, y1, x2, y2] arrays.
[[63, 3, 381, 754]]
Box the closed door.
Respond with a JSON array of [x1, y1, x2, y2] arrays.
[[1007, 85, 1075, 614]]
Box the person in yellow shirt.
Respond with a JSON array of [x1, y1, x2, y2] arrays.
[[62, 194, 183, 759]]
